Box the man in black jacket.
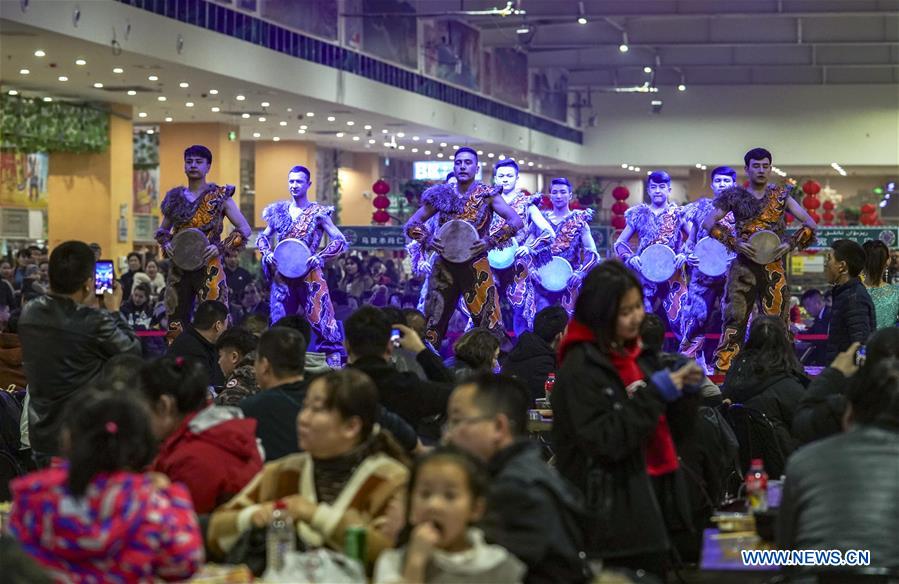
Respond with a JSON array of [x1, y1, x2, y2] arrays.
[[824, 239, 875, 361], [167, 300, 229, 387], [502, 306, 568, 404], [446, 372, 588, 584], [19, 241, 141, 465]]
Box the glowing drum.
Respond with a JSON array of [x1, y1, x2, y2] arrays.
[[536, 257, 574, 292], [273, 238, 313, 278], [488, 241, 519, 269], [640, 244, 676, 283], [695, 236, 731, 277]]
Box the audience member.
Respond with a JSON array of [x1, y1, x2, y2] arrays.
[[0, 309, 25, 389], [0, 261, 15, 311], [552, 261, 702, 579], [342, 255, 374, 301], [863, 239, 899, 329], [273, 315, 331, 377], [214, 327, 260, 406], [19, 241, 140, 464], [824, 239, 875, 361], [21, 265, 46, 304], [381, 306, 427, 379], [223, 250, 253, 299], [208, 369, 410, 570], [167, 300, 229, 387], [134, 258, 166, 302], [800, 288, 831, 365], [374, 446, 526, 583], [778, 358, 899, 571], [9, 392, 203, 581], [13, 249, 33, 289], [446, 372, 588, 583], [120, 252, 144, 300], [88, 242, 101, 262], [450, 329, 500, 381], [97, 353, 145, 392], [237, 283, 270, 322], [135, 356, 263, 514], [502, 306, 568, 404], [239, 313, 269, 336], [120, 282, 159, 330]]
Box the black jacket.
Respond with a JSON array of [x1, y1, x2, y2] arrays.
[[792, 367, 848, 446], [19, 295, 141, 455], [483, 440, 588, 584], [826, 278, 875, 362], [501, 332, 556, 404], [168, 326, 225, 388], [778, 425, 899, 570], [804, 307, 831, 365]]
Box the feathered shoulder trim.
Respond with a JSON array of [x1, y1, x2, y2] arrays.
[[715, 186, 764, 219], [422, 183, 464, 215], [624, 204, 654, 231], [684, 198, 716, 225], [161, 183, 232, 223], [262, 200, 292, 233]]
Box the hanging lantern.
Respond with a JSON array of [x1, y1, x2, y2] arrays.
[[372, 179, 390, 195], [569, 200, 583, 210], [822, 200, 835, 211], [861, 203, 876, 215], [823, 211, 834, 225], [611, 201, 629, 215], [373, 195, 391, 209], [807, 210, 820, 223], [611, 215, 627, 230], [612, 186, 630, 201], [540, 194, 552, 209], [802, 195, 821, 210], [802, 180, 821, 195], [372, 210, 390, 224]]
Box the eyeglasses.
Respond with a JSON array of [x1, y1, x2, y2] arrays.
[[441, 414, 492, 434]]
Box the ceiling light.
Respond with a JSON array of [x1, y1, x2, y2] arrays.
[[352, 136, 360, 141], [628, 166, 635, 171], [146, 129, 155, 135], [528, 162, 534, 167], [138, 112, 147, 118], [75, 58, 86, 66], [487, 153, 494, 158], [19, 69, 30, 75], [538, 164, 544, 169], [280, 121, 287, 126], [306, 111, 315, 117], [127, 90, 137, 96], [57, 76, 68, 82], [695, 163, 702, 168], [165, 116, 173, 122], [426, 138, 434, 144], [261, 101, 270, 107], [336, 132, 345, 137], [241, 113, 250, 118], [346, 121, 355, 126], [452, 144, 460, 149], [157, 95, 166, 101], [424, 150, 431, 155], [577, 16, 587, 24], [397, 132, 405, 138], [412, 136, 420, 141], [93, 82, 104, 88], [185, 101, 194, 107], [411, 148, 418, 153], [364, 125, 372, 130], [273, 137, 280, 142], [42, 96, 52, 102], [477, 150, 484, 155], [8, 90, 18, 96], [498, 154, 506, 160], [619, 31, 629, 53], [621, 163, 628, 168], [287, 108, 292, 112], [440, 142, 448, 147], [399, 145, 405, 150], [298, 129, 307, 134], [635, 166, 641, 171], [382, 129, 389, 134], [148, 75, 158, 81], [518, 159, 525, 164], [678, 83, 686, 91], [437, 153, 444, 158], [253, 132, 261, 138], [327, 115, 336, 122], [211, 106, 220, 112], [369, 139, 376, 144], [209, 89, 219, 95], [516, 26, 530, 34], [258, 116, 266, 122], [236, 95, 246, 101], [300, 124, 308, 130], [113, 67, 124, 74], [644, 66, 652, 74], [34, 50, 46, 57]]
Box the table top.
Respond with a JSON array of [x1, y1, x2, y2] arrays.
[[701, 528, 778, 572]]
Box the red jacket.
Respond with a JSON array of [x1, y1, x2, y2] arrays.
[[151, 405, 264, 514]]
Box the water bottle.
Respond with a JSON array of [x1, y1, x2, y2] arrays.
[[745, 459, 769, 512], [544, 372, 556, 404], [266, 500, 295, 575]]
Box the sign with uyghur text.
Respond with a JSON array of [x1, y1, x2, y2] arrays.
[[342, 226, 407, 249], [791, 226, 899, 250]]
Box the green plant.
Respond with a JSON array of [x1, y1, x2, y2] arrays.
[[0, 95, 109, 153]]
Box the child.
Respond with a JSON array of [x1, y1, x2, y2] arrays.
[[374, 446, 525, 583], [9, 391, 204, 583]]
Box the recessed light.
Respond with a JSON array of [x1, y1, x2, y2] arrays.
[[424, 150, 431, 155], [253, 132, 261, 138], [157, 96, 166, 101], [644, 66, 652, 74], [577, 16, 588, 24], [364, 125, 372, 130], [273, 137, 280, 142], [397, 132, 405, 138], [383, 142, 391, 148], [258, 117, 266, 122], [93, 82, 104, 88], [452, 144, 459, 149], [279, 121, 287, 126], [209, 89, 219, 95], [518, 159, 525, 164], [58, 76, 68, 82], [42, 96, 52, 102], [336, 132, 345, 138], [619, 43, 629, 53], [242, 113, 250, 119], [528, 162, 534, 167], [487, 153, 494, 158], [165, 117, 173, 122], [148, 75, 158, 81], [426, 138, 434, 144], [477, 150, 483, 155], [8, 90, 18, 96], [300, 124, 308, 130], [211, 106, 220, 112], [398, 145, 405, 150], [411, 148, 419, 153], [34, 50, 47, 57], [298, 129, 307, 134], [327, 115, 336, 122], [382, 129, 389, 134], [287, 108, 292, 112], [498, 154, 506, 160], [127, 90, 137, 96], [261, 101, 270, 107], [352, 136, 360, 141], [412, 136, 420, 141], [19, 69, 30, 75], [346, 121, 355, 126], [179, 82, 189, 88], [437, 153, 444, 158], [113, 67, 124, 74], [236, 95, 245, 101], [75, 58, 87, 66], [306, 112, 315, 117], [621, 163, 628, 168], [368, 139, 375, 144], [138, 112, 147, 118], [146, 129, 155, 135], [440, 142, 447, 147], [185, 101, 194, 107], [678, 83, 686, 91]]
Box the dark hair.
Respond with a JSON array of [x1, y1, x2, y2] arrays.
[[240, 314, 269, 336], [48, 241, 95, 294], [533, 306, 568, 344], [831, 239, 866, 278], [494, 158, 519, 175], [257, 326, 306, 377], [729, 316, 802, 380], [16, 249, 31, 260], [647, 170, 671, 186], [445, 171, 455, 182], [710, 166, 737, 181], [454, 147, 478, 161], [99, 353, 146, 392], [639, 313, 666, 353], [7, 308, 21, 334], [215, 326, 257, 356], [288, 165, 311, 181], [138, 356, 209, 413], [848, 358, 899, 429], [192, 300, 229, 329], [801, 288, 823, 302], [453, 329, 500, 371], [345, 306, 391, 358], [574, 261, 644, 352], [344, 255, 363, 272], [402, 308, 427, 338], [550, 177, 572, 191], [865, 327, 899, 367], [380, 306, 405, 327], [272, 315, 312, 345], [184, 144, 212, 164], [145, 258, 159, 269], [316, 368, 379, 441], [744, 147, 772, 167], [132, 282, 151, 297], [67, 392, 156, 497], [863, 240, 890, 286], [126, 252, 142, 264], [465, 372, 530, 437]]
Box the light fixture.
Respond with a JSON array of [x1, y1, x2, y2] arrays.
[[185, 101, 194, 107], [93, 82, 104, 88], [369, 139, 376, 144], [253, 132, 261, 138], [177, 82, 189, 88], [487, 153, 495, 158], [300, 124, 308, 130], [424, 150, 431, 155], [628, 165, 635, 171], [411, 147, 418, 153], [236, 94, 245, 101], [831, 162, 847, 177], [364, 124, 372, 130], [477, 150, 484, 155], [8, 90, 18, 96], [383, 142, 391, 147], [577, 17, 587, 24], [695, 163, 702, 168], [327, 115, 336, 122], [146, 129, 155, 135], [426, 138, 434, 144], [34, 50, 46, 57], [113, 67, 124, 74], [306, 111, 315, 117], [261, 101, 270, 107], [678, 83, 686, 91], [336, 132, 345, 137], [498, 154, 506, 160], [437, 153, 444, 158], [280, 121, 288, 126], [452, 144, 459, 149], [352, 136, 360, 141], [347, 120, 355, 126], [148, 75, 158, 81], [412, 135, 420, 141], [644, 66, 652, 74], [58, 76, 68, 82], [138, 112, 147, 118], [635, 166, 641, 171], [619, 32, 629, 53], [19, 69, 30, 75], [577, 1, 587, 24], [382, 129, 389, 134], [298, 129, 307, 134], [287, 108, 292, 112], [440, 142, 448, 147], [157, 95, 166, 101], [165, 116, 173, 122], [528, 161, 534, 166], [211, 106, 221, 112], [75, 58, 86, 66], [516, 26, 530, 34], [209, 89, 219, 95], [42, 96, 52, 102], [398, 145, 405, 150], [127, 90, 137, 95], [258, 116, 266, 122], [241, 113, 250, 119], [273, 137, 280, 142], [621, 163, 628, 168], [397, 132, 405, 138]]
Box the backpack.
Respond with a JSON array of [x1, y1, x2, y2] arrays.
[[0, 386, 26, 501]]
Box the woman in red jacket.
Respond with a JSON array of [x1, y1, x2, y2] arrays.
[[134, 356, 264, 514]]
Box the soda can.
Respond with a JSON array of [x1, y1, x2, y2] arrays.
[[345, 525, 367, 563]]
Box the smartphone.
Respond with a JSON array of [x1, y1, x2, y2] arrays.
[[94, 260, 115, 295], [855, 345, 867, 368], [390, 327, 402, 348]]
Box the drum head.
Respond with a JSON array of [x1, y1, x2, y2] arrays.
[[437, 220, 479, 263], [274, 238, 312, 278], [640, 244, 676, 283], [537, 257, 573, 292], [488, 241, 518, 269], [749, 230, 781, 264], [695, 237, 730, 277], [171, 228, 208, 271]]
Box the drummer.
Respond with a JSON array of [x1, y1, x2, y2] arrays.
[[155, 144, 251, 326], [678, 166, 739, 364], [614, 170, 689, 344], [405, 147, 523, 347], [256, 165, 347, 355], [489, 159, 554, 336], [530, 177, 599, 316], [701, 147, 817, 373]]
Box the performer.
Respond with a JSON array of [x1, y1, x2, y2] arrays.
[[490, 159, 555, 335], [156, 144, 251, 325], [614, 170, 689, 342], [257, 165, 347, 354], [703, 148, 817, 373], [678, 166, 739, 363], [531, 177, 598, 316], [405, 147, 523, 347]]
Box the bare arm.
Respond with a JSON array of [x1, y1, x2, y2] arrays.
[[155, 216, 174, 256], [224, 198, 252, 239], [784, 196, 817, 252], [316, 214, 348, 261], [578, 227, 599, 274], [701, 206, 728, 234], [614, 223, 636, 259], [526, 206, 555, 249], [491, 194, 525, 232], [405, 203, 439, 250]]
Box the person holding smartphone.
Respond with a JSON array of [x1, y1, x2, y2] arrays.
[[18, 241, 142, 467]]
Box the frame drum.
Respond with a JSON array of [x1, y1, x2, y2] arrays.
[[171, 228, 208, 272], [273, 238, 313, 278], [749, 230, 781, 265], [488, 241, 519, 269], [536, 257, 574, 292], [695, 236, 731, 277], [437, 220, 479, 263], [640, 244, 676, 283]]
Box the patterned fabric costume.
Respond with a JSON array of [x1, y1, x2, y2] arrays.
[[156, 184, 245, 324], [532, 208, 598, 316], [488, 190, 552, 335], [257, 201, 346, 354], [616, 204, 688, 341], [407, 217, 473, 328], [708, 181, 815, 372], [405, 182, 516, 347], [679, 198, 737, 359]]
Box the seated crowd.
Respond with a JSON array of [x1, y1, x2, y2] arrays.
[[1, 239, 899, 583]]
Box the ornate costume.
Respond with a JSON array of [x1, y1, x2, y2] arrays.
[[405, 182, 515, 346], [532, 208, 598, 316], [156, 184, 245, 324], [708, 181, 815, 372], [257, 201, 346, 354]]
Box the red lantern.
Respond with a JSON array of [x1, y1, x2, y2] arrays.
[[611, 201, 629, 215], [569, 200, 582, 210], [861, 203, 876, 215], [372, 210, 390, 224], [807, 210, 820, 223], [372, 180, 390, 195], [802, 195, 821, 210], [823, 200, 835, 211], [802, 180, 821, 195], [823, 211, 834, 225], [860, 214, 874, 226], [373, 195, 391, 209], [612, 186, 630, 201], [611, 215, 627, 230]]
